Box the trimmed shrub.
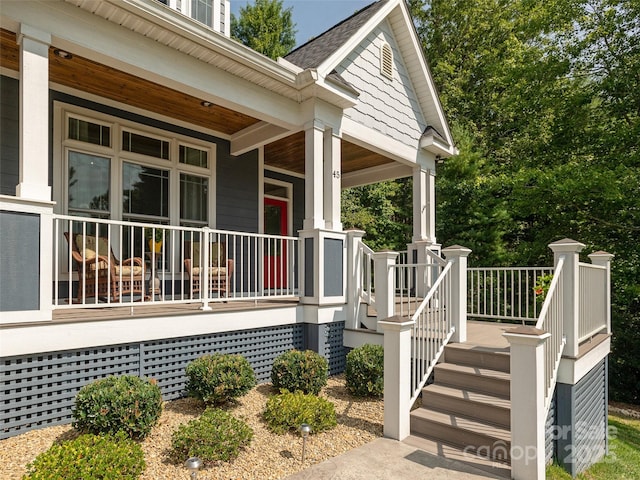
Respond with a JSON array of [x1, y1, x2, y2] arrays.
[[345, 344, 384, 397], [72, 375, 162, 439], [23, 432, 145, 480], [263, 390, 337, 434], [185, 353, 256, 405], [270, 349, 328, 395], [170, 408, 253, 464]]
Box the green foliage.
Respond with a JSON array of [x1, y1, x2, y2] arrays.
[[185, 354, 256, 406], [170, 408, 253, 464], [345, 344, 384, 397], [23, 432, 145, 480], [270, 349, 328, 395], [263, 390, 337, 434], [231, 0, 297, 59], [533, 274, 554, 305], [72, 375, 162, 439]]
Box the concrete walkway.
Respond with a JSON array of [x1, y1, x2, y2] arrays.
[[282, 438, 506, 480]]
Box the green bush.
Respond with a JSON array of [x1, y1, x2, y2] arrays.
[[270, 349, 328, 395], [170, 408, 253, 464], [345, 344, 384, 397], [72, 375, 162, 439], [263, 390, 337, 434], [185, 353, 256, 405], [23, 432, 145, 480]]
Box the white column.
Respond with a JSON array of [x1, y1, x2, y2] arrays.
[[504, 327, 550, 480], [379, 315, 415, 441], [549, 238, 585, 357], [588, 251, 614, 334], [346, 229, 366, 330], [412, 166, 436, 244], [442, 245, 471, 343], [16, 24, 51, 202], [323, 128, 342, 231], [373, 251, 399, 329], [303, 120, 325, 230]]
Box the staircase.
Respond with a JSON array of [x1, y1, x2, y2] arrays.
[[406, 342, 512, 478]]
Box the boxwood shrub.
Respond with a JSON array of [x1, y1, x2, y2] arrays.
[[345, 344, 384, 397], [270, 349, 328, 395], [263, 390, 337, 434], [170, 408, 253, 464], [72, 375, 162, 439], [185, 353, 256, 405], [23, 432, 145, 480]]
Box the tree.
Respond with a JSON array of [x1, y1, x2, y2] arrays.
[[231, 0, 297, 60]]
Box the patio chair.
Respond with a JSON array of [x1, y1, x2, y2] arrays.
[[183, 241, 234, 299], [64, 232, 146, 302]]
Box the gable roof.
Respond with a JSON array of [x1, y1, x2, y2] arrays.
[[285, 0, 456, 157]]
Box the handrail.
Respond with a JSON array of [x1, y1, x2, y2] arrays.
[[408, 261, 454, 406], [359, 242, 376, 307], [535, 257, 565, 412]]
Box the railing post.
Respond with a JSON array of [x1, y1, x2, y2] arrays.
[[549, 239, 584, 357], [441, 245, 471, 343], [504, 326, 550, 480], [407, 240, 440, 297], [200, 227, 212, 311], [373, 250, 399, 330], [588, 251, 614, 335], [345, 229, 366, 330], [379, 315, 415, 441]]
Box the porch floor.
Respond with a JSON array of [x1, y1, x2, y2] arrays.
[[466, 320, 512, 349]]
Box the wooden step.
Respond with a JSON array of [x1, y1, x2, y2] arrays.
[[421, 383, 511, 429], [404, 435, 511, 478], [410, 408, 511, 463], [444, 343, 510, 373], [434, 363, 511, 398]]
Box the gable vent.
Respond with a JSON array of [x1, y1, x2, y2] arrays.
[[380, 42, 393, 80]]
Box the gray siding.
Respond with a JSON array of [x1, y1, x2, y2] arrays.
[[556, 359, 608, 475], [324, 237, 344, 297], [0, 75, 19, 196], [304, 237, 314, 296], [1, 324, 308, 439], [546, 389, 557, 465], [0, 211, 40, 311], [337, 21, 427, 148]]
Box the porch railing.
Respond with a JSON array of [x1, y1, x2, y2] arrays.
[[467, 266, 554, 323], [578, 262, 607, 342], [358, 242, 376, 308], [407, 261, 454, 406], [53, 215, 299, 309], [534, 257, 566, 411]]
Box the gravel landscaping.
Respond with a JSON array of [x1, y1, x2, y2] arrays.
[[0, 375, 384, 480]]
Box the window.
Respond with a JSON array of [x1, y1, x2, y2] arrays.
[[180, 145, 208, 169], [191, 0, 213, 27], [122, 130, 170, 160], [180, 173, 208, 226], [380, 42, 393, 80], [122, 162, 169, 220], [69, 118, 111, 147], [68, 151, 110, 217]]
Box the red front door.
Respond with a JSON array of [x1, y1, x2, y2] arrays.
[[264, 198, 288, 289]]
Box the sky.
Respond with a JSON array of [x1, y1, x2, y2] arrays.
[[230, 0, 374, 48]]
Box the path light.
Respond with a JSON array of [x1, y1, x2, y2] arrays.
[[185, 457, 202, 479], [300, 423, 311, 462]]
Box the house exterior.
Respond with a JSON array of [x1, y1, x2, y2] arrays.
[[0, 1, 611, 479]]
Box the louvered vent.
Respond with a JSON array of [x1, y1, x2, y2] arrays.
[[380, 42, 393, 79]]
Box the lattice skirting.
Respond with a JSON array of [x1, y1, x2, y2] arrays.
[[1, 322, 346, 439]]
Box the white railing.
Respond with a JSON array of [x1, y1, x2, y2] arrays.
[[578, 262, 607, 342], [358, 242, 376, 307], [393, 250, 447, 318], [408, 261, 454, 406], [535, 257, 565, 411], [53, 215, 299, 309], [468, 267, 554, 323]]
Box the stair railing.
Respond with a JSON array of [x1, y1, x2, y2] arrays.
[[359, 242, 376, 308], [534, 256, 566, 412]]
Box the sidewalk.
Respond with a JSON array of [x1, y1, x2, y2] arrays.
[[282, 438, 507, 480]]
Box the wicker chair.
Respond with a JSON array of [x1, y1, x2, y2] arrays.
[[64, 232, 146, 302], [184, 241, 234, 299]]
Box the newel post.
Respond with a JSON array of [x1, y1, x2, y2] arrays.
[[379, 315, 415, 441], [345, 229, 366, 330], [588, 251, 614, 335], [373, 250, 399, 330], [548, 239, 585, 357], [504, 326, 550, 480], [442, 245, 471, 343]]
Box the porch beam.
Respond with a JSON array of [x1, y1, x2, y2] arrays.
[[16, 24, 51, 202]]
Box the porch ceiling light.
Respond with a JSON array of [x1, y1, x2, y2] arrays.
[[53, 49, 73, 59], [200, 100, 213, 107]]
